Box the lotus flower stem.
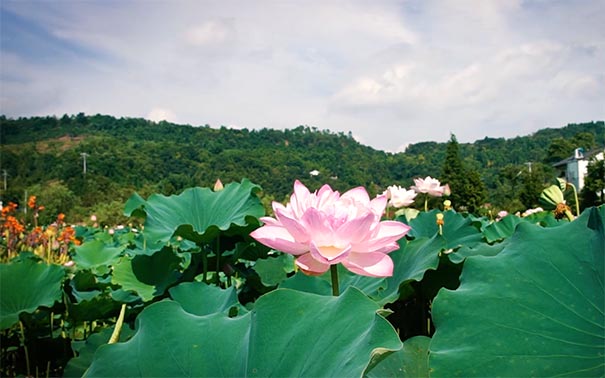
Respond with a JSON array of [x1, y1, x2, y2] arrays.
[[108, 304, 127, 344], [49, 311, 54, 339], [19, 320, 31, 377], [215, 236, 221, 285], [568, 182, 580, 216], [330, 265, 340, 296], [201, 248, 208, 283]]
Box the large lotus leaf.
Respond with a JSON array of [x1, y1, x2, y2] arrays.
[[280, 236, 444, 305], [253, 253, 295, 286], [64, 326, 134, 377], [523, 210, 565, 228], [85, 288, 402, 377], [364, 336, 430, 378], [168, 281, 242, 316], [68, 293, 121, 322], [279, 264, 390, 301], [124, 179, 265, 245], [446, 240, 508, 264], [73, 240, 125, 272], [111, 248, 181, 302], [406, 210, 483, 250], [0, 259, 65, 329], [429, 206, 605, 377], [482, 214, 524, 243]]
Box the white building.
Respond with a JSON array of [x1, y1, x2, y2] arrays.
[[553, 148, 604, 191]]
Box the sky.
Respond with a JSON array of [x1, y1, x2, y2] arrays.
[[1, 1, 603, 152]]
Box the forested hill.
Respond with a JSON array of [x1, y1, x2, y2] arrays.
[[0, 114, 603, 224]]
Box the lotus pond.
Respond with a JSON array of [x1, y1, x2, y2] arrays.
[[1, 179, 603, 377]]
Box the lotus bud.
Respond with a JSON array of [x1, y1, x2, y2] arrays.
[[436, 213, 444, 235], [214, 179, 224, 191]]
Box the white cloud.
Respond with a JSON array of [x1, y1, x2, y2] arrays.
[[1, 0, 603, 151], [147, 108, 178, 124], [184, 20, 234, 46]]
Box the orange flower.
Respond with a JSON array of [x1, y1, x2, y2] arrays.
[[1, 202, 18, 217], [28, 195, 37, 209], [3, 216, 24, 234], [59, 226, 80, 245]]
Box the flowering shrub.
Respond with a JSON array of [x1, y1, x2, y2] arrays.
[[1, 201, 79, 264]]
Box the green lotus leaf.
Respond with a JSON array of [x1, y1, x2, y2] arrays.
[[446, 240, 508, 264], [429, 206, 605, 377], [253, 253, 295, 287], [85, 287, 402, 377], [124, 179, 264, 245], [0, 259, 65, 330], [482, 215, 524, 243], [111, 248, 181, 302], [364, 336, 430, 378], [523, 210, 564, 228], [406, 210, 483, 250], [73, 240, 125, 272], [169, 281, 242, 316], [280, 236, 444, 306], [68, 294, 121, 322], [64, 326, 134, 378], [279, 270, 332, 295]]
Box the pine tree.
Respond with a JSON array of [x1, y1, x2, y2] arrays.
[[441, 134, 487, 212]]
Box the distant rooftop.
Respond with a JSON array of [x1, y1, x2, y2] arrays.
[[552, 147, 605, 167]]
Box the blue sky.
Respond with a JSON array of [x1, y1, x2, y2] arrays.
[[1, 0, 603, 151]]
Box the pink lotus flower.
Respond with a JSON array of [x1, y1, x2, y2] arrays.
[[384, 185, 417, 208], [250, 180, 410, 277], [411, 176, 448, 197]]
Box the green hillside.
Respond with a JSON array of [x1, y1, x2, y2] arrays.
[[0, 114, 603, 224]]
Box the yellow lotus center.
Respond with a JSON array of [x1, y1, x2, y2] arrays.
[[319, 245, 345, 260]]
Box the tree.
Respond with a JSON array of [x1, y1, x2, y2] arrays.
[[581, 159, 605, 208], [571, 132, 596, 152], [441, 134, 487, 213], [545, 137, 573, 163]]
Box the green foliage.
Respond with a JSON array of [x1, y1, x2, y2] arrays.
[[0, 258, 65, 329], [429, 207, 604, 377], [1, 179, 603, 377], [582, 159, 605, 208], [85, 287, 402, 377], [441, 134, 487, 213], [1, 115, 603, 221], [125, 179, 264, 246], [365, 336, 430, 378]]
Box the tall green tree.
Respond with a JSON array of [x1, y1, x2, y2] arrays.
[[441, 134, 487, 213], [581, 159, 605, 208]]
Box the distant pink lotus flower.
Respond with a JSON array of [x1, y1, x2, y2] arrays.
[[411, 176, 448, 197], [250, 180, 410, 277], [384, 185, 417, 208]]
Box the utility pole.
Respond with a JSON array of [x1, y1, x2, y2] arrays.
[[81, 152, 89, 175], [525, 162, 532, 174]]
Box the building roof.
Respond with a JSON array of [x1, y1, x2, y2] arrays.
[[552, 147, 605, 167]]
